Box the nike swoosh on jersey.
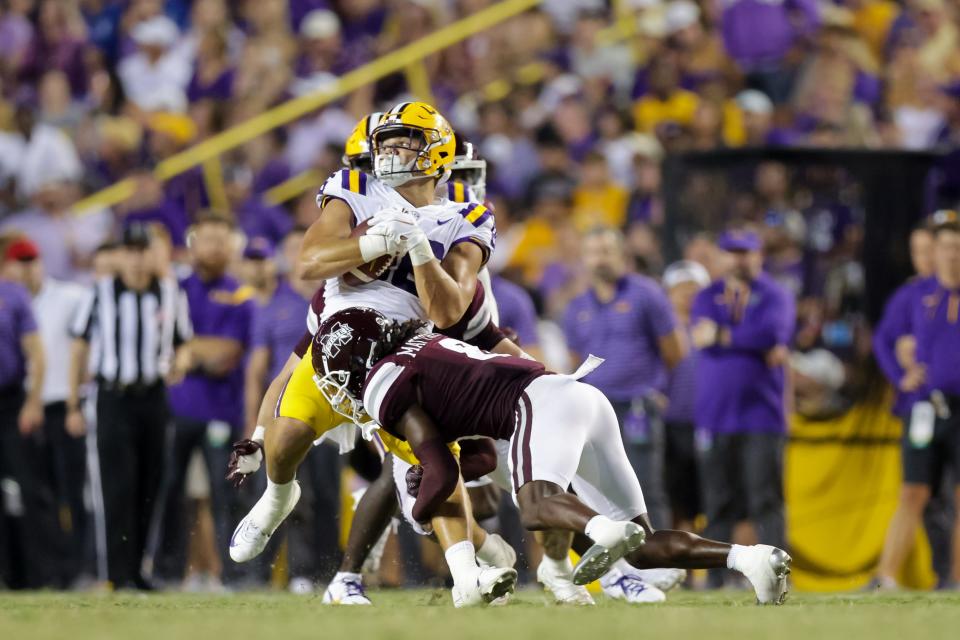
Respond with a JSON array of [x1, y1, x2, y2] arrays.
[[437, 218, 454, 225]]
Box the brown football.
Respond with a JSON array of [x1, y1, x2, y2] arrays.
[[342, 218, 395, 287]]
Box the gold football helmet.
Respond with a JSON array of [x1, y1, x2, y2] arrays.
[[342, 111, 384, 173], [371, 101, 456, 187]]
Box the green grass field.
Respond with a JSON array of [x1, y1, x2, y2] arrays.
[[2, 590, 959, 640]]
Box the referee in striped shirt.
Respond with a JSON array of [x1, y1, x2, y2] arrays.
[[67, 223, 192, 590]]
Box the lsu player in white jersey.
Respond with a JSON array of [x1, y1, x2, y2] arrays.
[[230, 103, 518, 607]]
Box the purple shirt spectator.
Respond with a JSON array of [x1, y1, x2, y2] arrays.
[[0, 11, 34, 65], [253, 158, 292, 196], [665, 334, 698, 425], [123, 197, 191, 247], [627, 193, 655, 226], [82, 1, 124, 63], [236, 198, 294, 248], [691, 273, 796, 434], [491, 275, 539, 348], [910, 276, 960, 397], [165, 166, 209, 216], [251, 279, 310, 381], [873, 276, 927, 416], [20, 32, 89, 97], [168, 273, 255, 428], [720, 0, 819, 70], [563, 274, 678, 401], [186, 67, 235, 102], [0, 279, 38, 389]]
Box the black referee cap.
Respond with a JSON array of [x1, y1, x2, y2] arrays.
[[121, 223, 152, 249]]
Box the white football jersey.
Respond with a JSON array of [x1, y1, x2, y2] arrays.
[[317, 168, 496, 324]]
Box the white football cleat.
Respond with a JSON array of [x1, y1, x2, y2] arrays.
[[736, 544, 791, 604], [600, 569, 666, 603], [537, 560, 595, 605], [229, 481, 301, 563], [477, 533, 518, 569], [452, 567, 518, 608], [634, 568, 686, 591], [572, 522, 646, 586], [322, 575, 372, 605]]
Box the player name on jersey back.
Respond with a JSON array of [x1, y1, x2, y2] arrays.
[[363, 334, 546, 442]]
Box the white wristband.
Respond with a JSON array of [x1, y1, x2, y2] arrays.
[[252, 425, 266, 444], [408, 237, 435, 267], [359, 235, 389, 262]]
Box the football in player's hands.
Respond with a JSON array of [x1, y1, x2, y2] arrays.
[[343, 218, 399, 287], [405, 464, 424, 497]]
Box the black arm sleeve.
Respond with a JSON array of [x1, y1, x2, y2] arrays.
[[410, 437, 460, 523], [457, 438, 498, 482]]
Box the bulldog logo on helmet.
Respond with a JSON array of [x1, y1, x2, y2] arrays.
[[320, 322, 354, 359]]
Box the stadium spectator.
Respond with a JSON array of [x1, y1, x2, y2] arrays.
[[572, 151, 629, 231], [720, 0, 820, 104], [153, 214, 256, 588], [662, 259, 710, 534], [490, 273, 543, 362], [563, 226, 686, 529], [633, 53, 700, 136], [67, 223, 191, 590], [14, 238, 90, 588], [118, 15, 191, 113], [225, 163, 294, 248], [238, 236, 279, 304], [691, 228, 795, 587], [0, 234, 46, 589], [734, 90, 783, 147]]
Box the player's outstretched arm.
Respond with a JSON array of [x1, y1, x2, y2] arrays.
[[397, 404, 461, 523], [299, 198, 392, 280]]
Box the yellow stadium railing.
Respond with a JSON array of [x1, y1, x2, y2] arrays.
[[73, 0, 543, 215]]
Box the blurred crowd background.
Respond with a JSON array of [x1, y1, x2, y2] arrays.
[[0, 0, 958, 594]]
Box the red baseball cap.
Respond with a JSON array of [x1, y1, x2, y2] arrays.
[[4, 238, 40, 262]]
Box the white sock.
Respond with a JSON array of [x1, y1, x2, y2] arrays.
[[444, 541, 479, 590], [727, 544, 748, 570], [475, 533, 504, 566], [333, 571, 361, 584], [539, 553, 573, 575], [584, 515, 625, 548], [254, 479, 295, 531]]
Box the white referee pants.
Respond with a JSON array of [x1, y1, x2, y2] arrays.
[[506, 375, 648, 522]]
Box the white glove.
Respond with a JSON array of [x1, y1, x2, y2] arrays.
[[368, 210, 420, 243], [370, 207, 417, 226], [402, 227, 435, 267], [358, 232, 404, 261]]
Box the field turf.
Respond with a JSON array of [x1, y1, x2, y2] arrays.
[[2, 589, 959, 640]]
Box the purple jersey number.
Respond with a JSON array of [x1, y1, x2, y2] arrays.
[[379, 240, 445, 296]]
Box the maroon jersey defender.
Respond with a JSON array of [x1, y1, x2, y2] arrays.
[[363, 333, 545, 442], [315, 308, 794, 600]]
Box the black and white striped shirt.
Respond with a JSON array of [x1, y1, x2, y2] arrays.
[[71, 276, 192, 386]]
